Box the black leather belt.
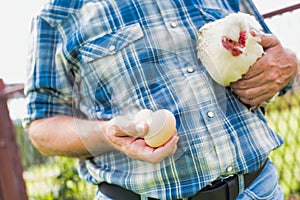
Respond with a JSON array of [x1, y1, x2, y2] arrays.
[[98, 160, 267, 200]]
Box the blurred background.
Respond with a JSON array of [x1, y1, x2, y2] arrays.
[[0, 0, 299, 199]]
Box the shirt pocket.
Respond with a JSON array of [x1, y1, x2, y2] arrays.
[[78, 23, 144, 63]]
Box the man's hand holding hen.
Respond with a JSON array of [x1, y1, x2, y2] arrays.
[[230, 32, 298, 107]]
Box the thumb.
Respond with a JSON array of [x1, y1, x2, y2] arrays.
[[251, 30, 279, 49], [110, 116, 148, 137]]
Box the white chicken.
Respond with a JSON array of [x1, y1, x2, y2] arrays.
[[197, 12, 264, 86]]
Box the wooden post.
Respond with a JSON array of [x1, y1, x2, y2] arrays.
[[0, 79, 28, 200]]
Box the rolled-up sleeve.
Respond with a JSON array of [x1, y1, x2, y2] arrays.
[[24, 15, 75, 127]]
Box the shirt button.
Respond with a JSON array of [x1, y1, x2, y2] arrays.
[[226, 166, 233, 172], [108, 45, 116, 51], [207, 111, 215, 118], [187, 67, 195, 73], [170, 22, 177, 28]]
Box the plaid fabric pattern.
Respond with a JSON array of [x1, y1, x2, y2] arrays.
[[25, 0, 283, 199]]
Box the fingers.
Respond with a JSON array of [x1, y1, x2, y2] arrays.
[[251, 30, 280, 49], [158, 134, 179, 155], [147, 135, 179, 163], [239, 32, 280, 81], [236, 64, 263, 80], [235, 91, 273, 107], [231, 87, 264, 106], [110, 131, 179, 164], [121, 134, 179, 164], [230, 71, 280, 107], [110, 135, 179, 164], [231, 79, 280, 107]]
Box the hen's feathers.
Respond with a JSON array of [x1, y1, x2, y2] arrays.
[[197, 12, 264, 86]]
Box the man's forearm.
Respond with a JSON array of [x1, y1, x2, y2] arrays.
[[28, 115, 113, 158]]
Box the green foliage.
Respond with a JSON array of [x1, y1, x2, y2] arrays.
[[23, 157, 96, 200], [54, 157, 96, 200], [14, 122, 96, 200]]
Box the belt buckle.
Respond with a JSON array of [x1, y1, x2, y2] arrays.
[[202, 176, 229, 191], [220, 174, 234, 182], [192, 175, 238, 200]]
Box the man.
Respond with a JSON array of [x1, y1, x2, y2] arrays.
[[25, 0, 298, 199]]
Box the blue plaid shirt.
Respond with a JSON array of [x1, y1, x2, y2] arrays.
[[25, 0, 283, 199]]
